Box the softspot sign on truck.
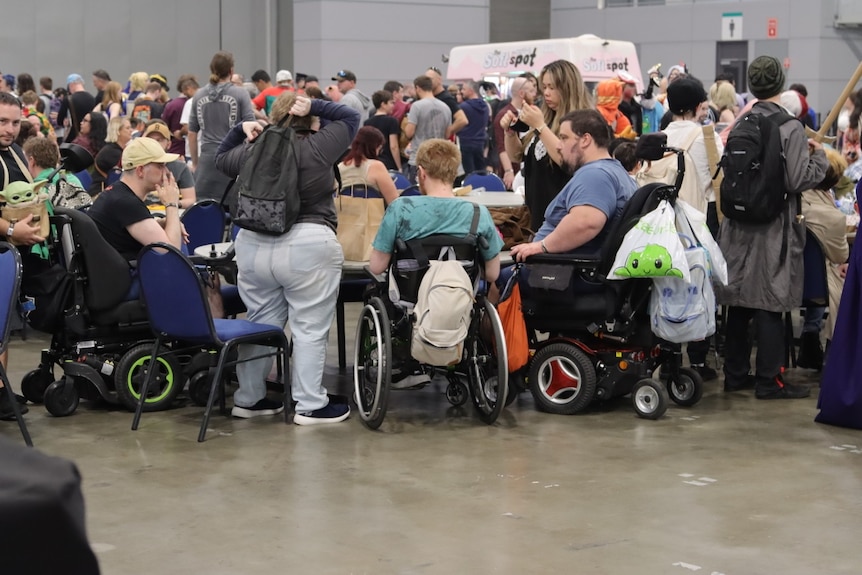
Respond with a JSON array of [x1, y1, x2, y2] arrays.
[[446, 34, 644, 92]]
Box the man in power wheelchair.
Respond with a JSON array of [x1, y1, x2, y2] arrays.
[[354, 139, 508, 429], [507, 117, 704, 419], [19, 139, 205, 415]]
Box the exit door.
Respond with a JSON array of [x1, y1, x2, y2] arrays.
[[716, 41, 748, 93]]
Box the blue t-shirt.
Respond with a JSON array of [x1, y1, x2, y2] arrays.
[[535, 158, 636, 255], [372, 196, 504, 264]]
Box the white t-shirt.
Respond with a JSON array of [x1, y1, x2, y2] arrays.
[[180, 98, 201, 158]]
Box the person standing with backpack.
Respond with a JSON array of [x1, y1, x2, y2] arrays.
[[215, 93, 360, 425], [718, 55, 828, 399]]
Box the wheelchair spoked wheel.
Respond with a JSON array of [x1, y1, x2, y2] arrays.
[[115, 343, 184, 413], [665, 367, 703, 407], [353, 297, 392, 430], [631, 378, 669, 420], [466, 299, 508, 424], [528, 342, 597, 415]]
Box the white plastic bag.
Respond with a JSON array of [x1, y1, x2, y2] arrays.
[[609, 200, 690, 282], [649, 242, 716, 343], [674, 199, 728, 285]]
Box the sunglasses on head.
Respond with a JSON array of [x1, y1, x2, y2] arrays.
[[428, 66, 442, 75]]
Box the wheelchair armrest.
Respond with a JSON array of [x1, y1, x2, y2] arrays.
[[524, 253, 601, 268], [363, 266, 387, 285]]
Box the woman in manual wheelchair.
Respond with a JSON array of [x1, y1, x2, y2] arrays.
[[353, 139, 508, 429]]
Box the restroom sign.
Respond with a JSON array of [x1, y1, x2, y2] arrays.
[[722, 12, 743, 41], [767, 18, 778, 38]]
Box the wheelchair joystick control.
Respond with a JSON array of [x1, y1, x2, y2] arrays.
[[210, 244, 217, 258]]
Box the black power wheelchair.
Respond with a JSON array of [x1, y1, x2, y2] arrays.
[[353, 226, 508, 430], [514, 133, 705, 419], [20, 205, 213, 416]]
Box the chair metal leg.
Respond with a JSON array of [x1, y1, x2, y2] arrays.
[[1, 367, 32, 447], [281, 336, 291, 424], [131, 337, 162, 431], [199, 347, 230, 442]]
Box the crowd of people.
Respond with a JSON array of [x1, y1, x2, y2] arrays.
[[2, 49, 862, 427]]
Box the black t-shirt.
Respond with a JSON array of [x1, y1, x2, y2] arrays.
[[59, 91, 97, 142], [90, 143, 123, 195], [87, 180, 153, 260], [364, 114, 400, 171], [435, 90, 460, 118], [523, 134, 572, 232], [130, 99, 164, 122], [0, 145, 30, 188]]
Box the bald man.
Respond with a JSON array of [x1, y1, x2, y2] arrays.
[[493, 77, 538, 189]]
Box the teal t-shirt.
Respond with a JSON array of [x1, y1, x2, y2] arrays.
[[372, 196, 504, 263]]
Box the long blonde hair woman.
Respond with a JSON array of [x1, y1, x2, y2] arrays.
[[95, 81, 125, 120], [500, 60, 592, 230]]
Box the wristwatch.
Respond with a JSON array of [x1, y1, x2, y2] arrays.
[[540, 239, 548, 253], [164, 202, 179, 209], [6, 222, 14, 238]]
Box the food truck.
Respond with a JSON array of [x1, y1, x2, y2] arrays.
[[446, 34, 644, 95]]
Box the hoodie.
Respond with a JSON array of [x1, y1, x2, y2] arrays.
[[341, 88, 374, 121], [458, 97, 490, 147]]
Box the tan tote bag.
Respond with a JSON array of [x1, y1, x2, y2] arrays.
[[335, 163, 385, 262]]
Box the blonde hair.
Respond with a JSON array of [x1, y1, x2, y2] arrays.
[[819, 147, 848, 192], [415, 139, 460, 185], [106, 116, 127, 143], [539, 60, 592, 133], [270, 91, 314, 131], [709, 81, 736, 112], [129, 72, 148, 93], [102, 81, 123, 109]]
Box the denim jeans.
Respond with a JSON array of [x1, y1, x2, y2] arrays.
[[234, 223, 344, 413]]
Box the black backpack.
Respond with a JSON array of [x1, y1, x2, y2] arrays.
[[719, 110, 795, 223], [233, 115, 300, 235]]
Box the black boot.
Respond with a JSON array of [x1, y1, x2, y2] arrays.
[[796, 332, 824, 371]]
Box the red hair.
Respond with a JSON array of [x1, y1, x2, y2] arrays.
[[342, 126, 385, 166]]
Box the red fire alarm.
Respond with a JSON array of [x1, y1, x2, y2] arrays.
[[768, 18, 778, 38]]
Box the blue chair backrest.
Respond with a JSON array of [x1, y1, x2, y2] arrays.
[[73, 170, 92, 191], [802, 229, 828, 304], [400, 184, 421, 197], [181, 199, 227, 252], [0, 243, 22, 354], [390, 171, 411, 190], [463, 172, 507, 192], [137, 243, 216, 343], [105, 168, 122, 187]]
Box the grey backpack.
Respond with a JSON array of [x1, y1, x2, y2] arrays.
[[233, 115, 300, 235]]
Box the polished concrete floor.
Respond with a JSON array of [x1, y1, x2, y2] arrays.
[[2, 308, 861, 575]]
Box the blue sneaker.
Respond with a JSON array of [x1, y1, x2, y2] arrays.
[[293, 402, 350, 426]]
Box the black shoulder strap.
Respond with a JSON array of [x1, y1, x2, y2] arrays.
[[467, 203, 480, 240]]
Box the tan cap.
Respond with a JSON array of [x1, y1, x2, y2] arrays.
[[143, 122, 171, 140], [122, 137, 179, 170]]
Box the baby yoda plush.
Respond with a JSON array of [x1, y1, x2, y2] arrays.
[[1, 180, 50, 243], [1, 180, 48, 206]]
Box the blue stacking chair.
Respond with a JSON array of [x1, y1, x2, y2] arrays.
[[131, 243, 290, 442], [181, 199, 228, 253], [463, 171, 507, 191], [73, 170, 92, 191], [400, 184, 421, 197], [389, 170, 411, 190], [0, 242, 33, 447]]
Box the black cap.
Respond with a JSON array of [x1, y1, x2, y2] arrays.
[[332, 70, 356, 82], [667, 77, 707, 116]]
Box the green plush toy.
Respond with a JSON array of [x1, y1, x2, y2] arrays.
[[614, 244, 684, 278], [0, 180, 47, 206]]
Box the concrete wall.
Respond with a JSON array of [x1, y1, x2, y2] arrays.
[[0, 0, 277, 95], [551, 0, 862, 114], [293, 0, 490, 94]]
